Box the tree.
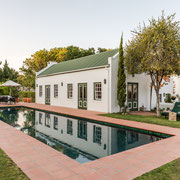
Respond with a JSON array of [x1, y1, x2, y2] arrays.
[[117, 34, 126, 112], [125, 12, 180, 116], [1, 60, 18, 82], [97, 48, 111, 53]]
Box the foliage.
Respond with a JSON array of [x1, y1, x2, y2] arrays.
[[117, 34, 126, 111], [135, 158, 180, 180], [21, 109, 35, 137], [164, 93, 172, 103], [0, 60, 19, 82], [125, 12, 180, 116], [19, 91, 35, 102], [97, 47, 111, 53], [0, 108, 19, 126], [0, 148, 29, 180], [0, 60, 18, 83]]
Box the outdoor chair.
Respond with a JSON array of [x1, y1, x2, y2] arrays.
[[161, 102, 180, 120], [2, 96, 8, 104], [10, 97, 16, 104], [0, 96, 3, 104]]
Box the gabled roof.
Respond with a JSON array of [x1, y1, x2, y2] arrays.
[[37, 49, 118, 77]]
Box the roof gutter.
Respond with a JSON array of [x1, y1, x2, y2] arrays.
[[37, 64, 110, 78]]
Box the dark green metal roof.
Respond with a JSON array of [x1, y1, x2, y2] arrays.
[[37, 49, 118, 77]]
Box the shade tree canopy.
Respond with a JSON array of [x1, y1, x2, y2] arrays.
[[125, 12, 180, 116]]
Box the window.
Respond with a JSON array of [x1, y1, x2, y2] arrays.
[[54, 84, 58, 98], [78, 120, 87, 140], [45, 113, 51, 127], [54, 116, 58, 130], [159, 94, 162, 103], [67, 119, 73, 135], [39, 85, 42, 97], [93, 125, 102, 145], [67, 84, 73, 99], [39, 113, 42, 124], [94, 82, 102, 100]]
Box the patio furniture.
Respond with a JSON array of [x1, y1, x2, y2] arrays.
[[161, 102, 180, 120], [0, 95, 17, 104]]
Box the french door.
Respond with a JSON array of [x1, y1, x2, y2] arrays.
[[127, 83, 138, 111], [45, 85, 50, 105], [78, 83, 87, 110]]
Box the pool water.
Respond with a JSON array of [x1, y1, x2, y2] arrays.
[[0, 107, 166, 164]]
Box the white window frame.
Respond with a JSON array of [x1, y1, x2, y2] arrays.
[[45, 113, 51, 128], [94, 82, 102, 101], [54, 116, 58, 130], [39, 85, 42, 97], [67, 84, 73, 99], [93, 125, 102, 145], [54, 84, 58, 98]]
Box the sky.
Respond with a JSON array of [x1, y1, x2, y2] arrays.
[[0, 0, 179, 71]]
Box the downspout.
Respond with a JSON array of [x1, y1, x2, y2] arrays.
[[106, 66, 109, 113], [108, 57, 112, 113]]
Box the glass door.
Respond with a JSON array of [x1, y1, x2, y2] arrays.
[[45, 85, 50, 105], [78, 83, 87, 110], [127, 83, 138, 110]]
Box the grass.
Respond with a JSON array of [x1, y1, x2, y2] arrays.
[[102, 113, 180, 179], [0, 148, 29, 180], [135, 158, 180, 180], [102, 113, 180, 128]]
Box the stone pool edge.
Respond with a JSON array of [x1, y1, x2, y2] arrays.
[[0, 103, 180, 180]]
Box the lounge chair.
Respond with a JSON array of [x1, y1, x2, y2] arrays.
[[161, 102, 180, 120]]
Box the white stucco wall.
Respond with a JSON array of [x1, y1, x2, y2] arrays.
[[126, 74, 151, 110], [173, 76, 180, 97], [109, 54, 152, 112], [36, 68, 109, 113], [151, 77, 174, 109]]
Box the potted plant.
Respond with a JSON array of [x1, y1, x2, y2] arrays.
[[27, 97, 31, 103], [23, 92, 28, 102]]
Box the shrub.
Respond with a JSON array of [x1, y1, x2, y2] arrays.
[[19, 91, 35, 102], [164, 94, 172, 103]]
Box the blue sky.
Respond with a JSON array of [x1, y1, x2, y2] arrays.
[[0, 0, 179, 70]]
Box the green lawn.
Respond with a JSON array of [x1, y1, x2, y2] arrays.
[[102, 113, 180, 128], [0, 148, 29, 180], [102, 113, 180, 179], [135, 158, 180, 180]]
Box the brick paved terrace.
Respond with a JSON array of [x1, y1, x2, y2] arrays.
[[0, 102, 180, 180]]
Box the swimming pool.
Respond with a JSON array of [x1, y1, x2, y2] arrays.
[[0, 107, 169, 164]]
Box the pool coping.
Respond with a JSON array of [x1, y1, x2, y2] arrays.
[[0, 103, 180, 180]]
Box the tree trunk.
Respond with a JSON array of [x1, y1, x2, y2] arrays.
[[150, 83, 152, 111], [156, 89, 160, 117]]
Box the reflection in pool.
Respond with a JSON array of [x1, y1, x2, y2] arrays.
[[0, 107, 164, 164]]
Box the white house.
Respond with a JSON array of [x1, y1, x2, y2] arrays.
[[35, 49, 180, 113]]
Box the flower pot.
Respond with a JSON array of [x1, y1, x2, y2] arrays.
[[16, 98, 19, 103], [23, 98, 27, 102], [27, 98, 31, 103]]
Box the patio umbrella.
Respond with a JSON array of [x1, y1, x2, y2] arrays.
[[0, 80, 21, 96]]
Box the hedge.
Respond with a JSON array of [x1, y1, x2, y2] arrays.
[[19, 91, 35, 102]]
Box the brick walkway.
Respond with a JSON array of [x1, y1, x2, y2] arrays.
[[0, 103, 180, 180]]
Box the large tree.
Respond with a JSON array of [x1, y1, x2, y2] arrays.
[[125, 12, 180, 116], [117, 34, 126, 112]]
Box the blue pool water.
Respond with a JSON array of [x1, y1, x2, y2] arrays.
[[0, 107, 167, 164]]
